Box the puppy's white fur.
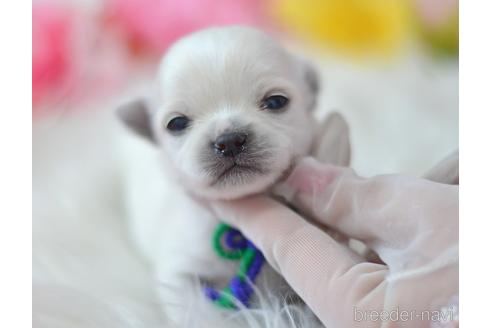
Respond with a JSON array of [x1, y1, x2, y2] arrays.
[[118, 26, 325, 324]]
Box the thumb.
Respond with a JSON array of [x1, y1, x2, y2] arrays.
[[210, 195, 364, 274], [277, 158, 458, 252], [211, 196, 388, 328]]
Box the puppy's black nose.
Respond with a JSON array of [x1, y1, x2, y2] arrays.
[[214, 132, 247, 157]]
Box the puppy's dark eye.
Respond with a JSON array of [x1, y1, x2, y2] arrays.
[[167, 116, 190, 132], [261, 95, 289, 111]]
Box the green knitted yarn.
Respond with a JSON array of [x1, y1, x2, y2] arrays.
[[213, 287, 237, 309], [238, 247, 255, 279], [213, 222, 245, 260]]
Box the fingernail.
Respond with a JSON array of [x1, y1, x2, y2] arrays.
[[285, 161, 341, 194]]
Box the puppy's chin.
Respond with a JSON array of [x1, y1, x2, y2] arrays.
[[185, 163, 291, 200]]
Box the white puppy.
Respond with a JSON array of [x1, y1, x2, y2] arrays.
[[117, 26, 349, 324]]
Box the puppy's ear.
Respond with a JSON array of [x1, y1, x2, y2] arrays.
[[311, 112, 351, 166], [116, 99, 155, 143], [296, 56, 319, 101], [303, 60, 320, 97], [423, 150, 459, 185]]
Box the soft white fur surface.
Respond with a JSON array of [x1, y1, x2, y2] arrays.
[[33, 53, 457, 327]]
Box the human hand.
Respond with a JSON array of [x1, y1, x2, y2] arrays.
[[211, 158, 458, 327]]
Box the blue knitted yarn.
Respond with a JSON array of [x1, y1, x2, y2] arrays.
[[203, 286, 221, 301], [225, 229, 248, 250], [204, 223, 265, 309], [230, 277, 252, 306]]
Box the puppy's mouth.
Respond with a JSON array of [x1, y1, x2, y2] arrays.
[[201, 132, 276, 189], [211, 162, 265, 186]]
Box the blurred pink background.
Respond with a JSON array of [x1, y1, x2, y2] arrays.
[[33, 0, 458, 116]]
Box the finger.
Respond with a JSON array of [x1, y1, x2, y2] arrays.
[[212, 195, 362, 271], [423, 149, 459, 185], [212, 196, 387, 327], [279, 158, 459, 251]]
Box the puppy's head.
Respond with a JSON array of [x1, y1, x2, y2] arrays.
[[118, 27, 319, 199]]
